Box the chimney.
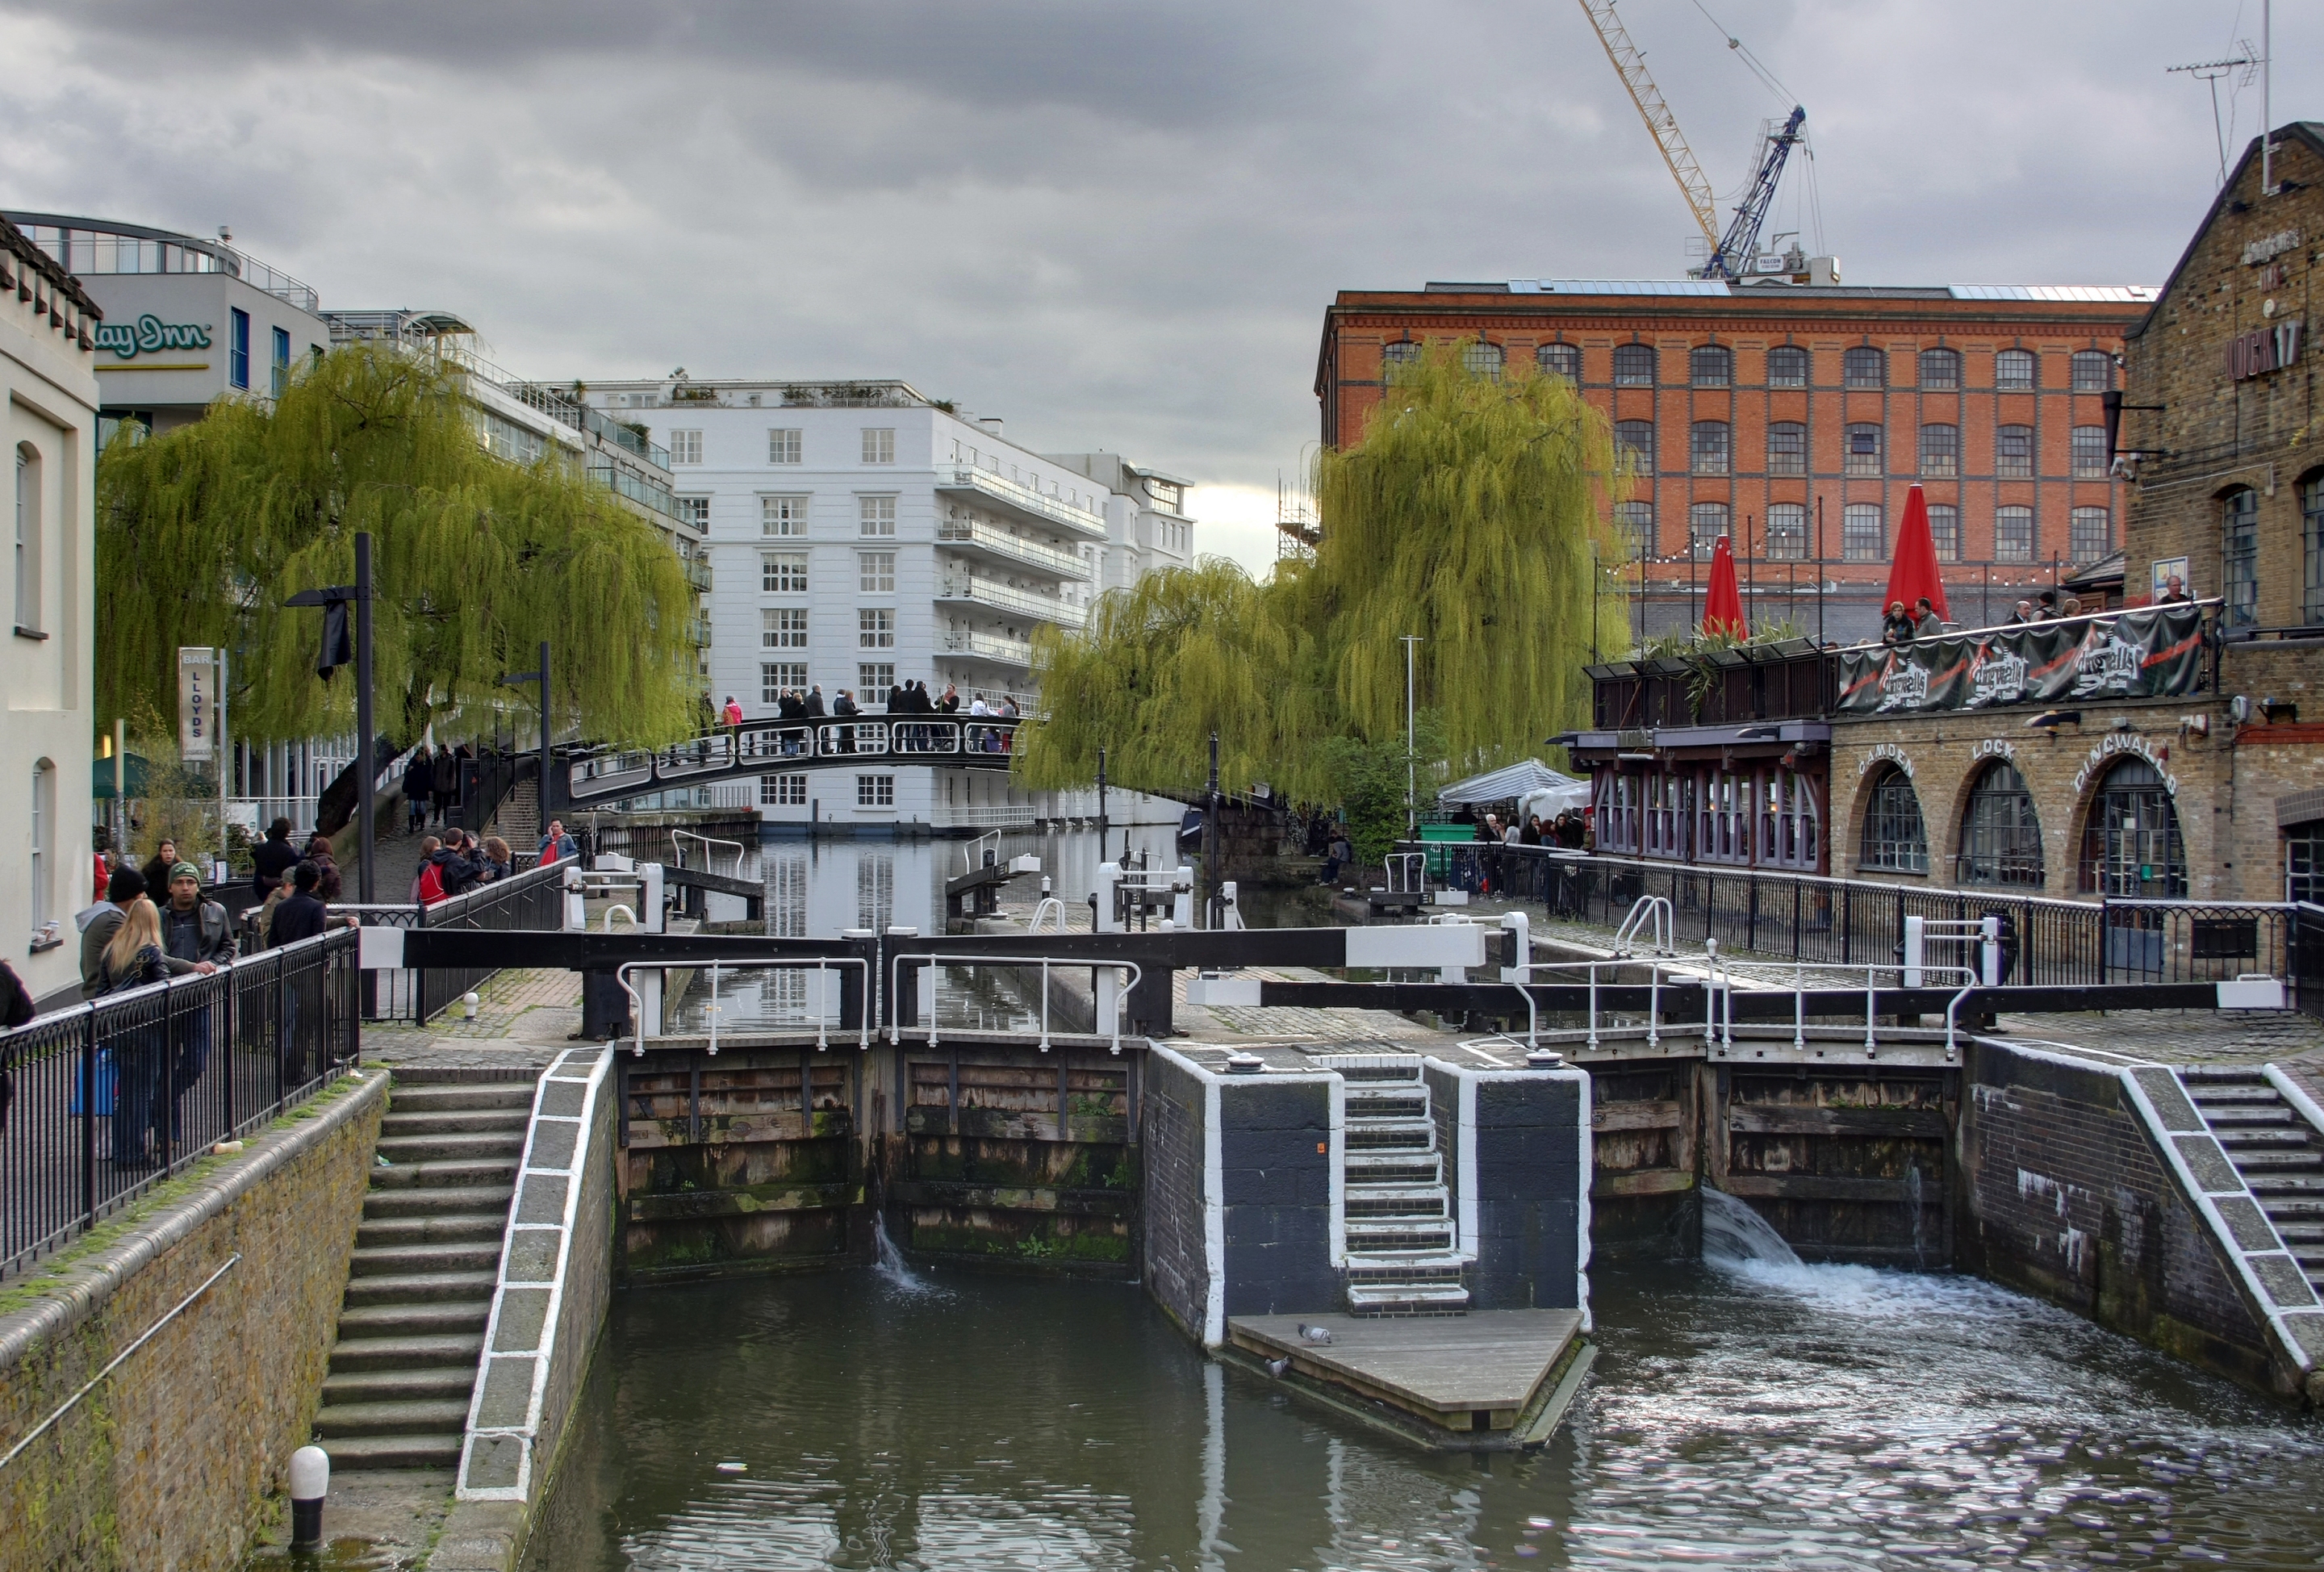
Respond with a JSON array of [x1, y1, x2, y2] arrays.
[[978, 416, 1005, 439]]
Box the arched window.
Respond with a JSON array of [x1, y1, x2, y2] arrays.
[[2079, 759, 2184, 897], [1538, 342, 1580, 380], [1614, 420, 1655, 470], [2222, 488, 2259, 628], [1462, 341, 1504, 380], [1690, 345, 1732, 387], [2071, 350, 2113, 392], [1843, 346, 1886, 388], [1381, 341, 1419, 378], [1766, 345, 1808, 387], [1860, 766, 1928, 873], [1920, 423, 1959, 477], [1689, 501, 1729, 556], [1613, 344, 1657, 386], [1690, 420, 1730, 475], [1996, 424, 2034, 478], [1996, 349, 2037, 391], [1613, 501, 1654, 559], [1919, 349, 1961, 390], [1995, 506, 2034, 562], [2069, 506, 2110, 562], [2305, 471, 2324, 625], [1765, 502, 1808, 560], [1766, 421, 1806, 475], [1929, 504, 1961, 562], [1959, 762, 2044, 887], [1845, 422, 1883, 476]]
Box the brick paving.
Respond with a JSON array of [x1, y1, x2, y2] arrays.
[[360, 968, 582, 1072]]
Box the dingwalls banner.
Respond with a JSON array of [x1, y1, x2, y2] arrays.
[[1835, 604, 2207, 715]]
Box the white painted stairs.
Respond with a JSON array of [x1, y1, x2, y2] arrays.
[[2181, 1067, 2324, 1294], [1340, 1062, 1470, 1315]]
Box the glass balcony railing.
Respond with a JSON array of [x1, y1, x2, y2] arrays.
[[937, 467, 1107, 540], [935, 518, 1091, 579], [587, 462, 680, 520], [682, 557, 713, 592], [938, 630, 1035, 667], [934, 576, 1085, 627]]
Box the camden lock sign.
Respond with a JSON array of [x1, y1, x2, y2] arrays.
[[1837, 604, 2205, 717]]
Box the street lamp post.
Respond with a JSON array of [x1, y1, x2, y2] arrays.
[[285, 529, 377, 901]]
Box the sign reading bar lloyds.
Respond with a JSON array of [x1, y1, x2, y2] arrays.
[[92, 313, 214, 360], [1835, 604, 2207, 716]]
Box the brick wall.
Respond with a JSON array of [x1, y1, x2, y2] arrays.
[[1956, 1039, 2269, 1389], [2122, 128, 2322, 625], [1217, 1077, 1335, 1319], [1465, 1070, 1587, 1313], [0, 1071, 387, 1571], [1139, 1051, 1210, 1341]]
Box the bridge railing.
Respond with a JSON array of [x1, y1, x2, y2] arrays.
[[0, 928, 361, 1281], [329, 855, 571, 1022], [1409, 844, 2301, 989], [564, 717, 1021, 802]]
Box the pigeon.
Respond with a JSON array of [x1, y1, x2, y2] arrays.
[[1296, 1323, 1333, 1346], [1265, 1357, 1291, 1378]]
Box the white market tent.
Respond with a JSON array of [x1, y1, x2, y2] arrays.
[[1437, 759, 1590, 819]]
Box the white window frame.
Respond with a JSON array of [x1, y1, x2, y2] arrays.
[[858, 550, 897, 594], [760, 662, 807, 702], [861, 428, 896, 465], [859, 607, 895, 649], [674, 495, 711, 532], [763, 607, 809, 650], [859, 495, 897, 537], [768, 428, 802, 464], [669, 429, 704, 465], [762, 494, 809, 537], [857, 774, 897, 808], [761, 772, 809, 806], [858, 663, 895, 704], [762, 552, 808, 594]]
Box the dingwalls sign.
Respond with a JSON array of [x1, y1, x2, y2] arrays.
[[91, 313, 213, 360], [1836, 604, 2206, 716]]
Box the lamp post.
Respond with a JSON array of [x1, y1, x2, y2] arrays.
[[1398, 634, 1423, 838], [284, 530, 376, 901], [499, 641, 554, 842]]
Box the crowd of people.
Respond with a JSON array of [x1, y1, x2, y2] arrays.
[[717, 683, 1022, 759], [1473, 809, 1590, 850]]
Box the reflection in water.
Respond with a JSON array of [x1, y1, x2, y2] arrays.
[[523, 1258, 2324, 1571]]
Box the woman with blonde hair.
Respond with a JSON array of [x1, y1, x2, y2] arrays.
[[99, 898, 209, 1168]]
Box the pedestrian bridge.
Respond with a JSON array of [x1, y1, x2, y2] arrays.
[[566, 717, 1022, 805]]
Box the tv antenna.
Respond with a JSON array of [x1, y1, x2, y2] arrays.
[[2167, 44, 2259, 188]]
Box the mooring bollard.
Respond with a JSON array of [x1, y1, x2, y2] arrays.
[[290, 1444, 330, 1547]]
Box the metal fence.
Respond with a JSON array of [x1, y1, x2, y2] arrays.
[[0, 927, 362, 1280], [1408, 844, 2298, 989], [332, 855, 567, 1022], [2296, 904, 2324, 1022]]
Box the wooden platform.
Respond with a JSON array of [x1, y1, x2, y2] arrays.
[[1225, 1310, 1590, 1449]]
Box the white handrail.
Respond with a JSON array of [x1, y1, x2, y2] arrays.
[[613, 957, 872, 1055], [1611, 894, 1673, 957], [887, 951, 1142, 1055], [672, 829, 746, 878]]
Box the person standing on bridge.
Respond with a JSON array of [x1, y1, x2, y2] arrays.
[[403, 746, 434, 833], [805, 685, 826, 720], [722, 695, 745, 750], [477, 836, 513, 884], [937, 684, 959, 714]]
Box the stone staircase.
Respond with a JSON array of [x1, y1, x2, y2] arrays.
[[311, 1072, 534, 1468], [2182, 1067, 2324, 1293], [1340, 1062, 1469, 1314]]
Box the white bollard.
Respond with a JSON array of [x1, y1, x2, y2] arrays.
[[1979, 914, 2001, 986], [642, 863, 667, 934], [1902, 914, 1925, 990], [1172, 867, 1194, 930], [1498, 909, 1532, 983], [461, 991, 479, 1020], [290, 1444, 329, 1547]]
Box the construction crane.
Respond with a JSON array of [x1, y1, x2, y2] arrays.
[[1575, 0, 1806, 280]]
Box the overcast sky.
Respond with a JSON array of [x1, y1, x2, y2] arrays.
[[2, 1, 2311, 570]]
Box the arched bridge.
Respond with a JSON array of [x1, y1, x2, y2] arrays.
[[565, 717, 1022, 805]]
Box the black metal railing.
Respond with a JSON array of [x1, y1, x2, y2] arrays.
[[331, 855, 568, 1022], [1407, 845, 2299, 989], [0, 928, 361, 1281], [2293, 904, 2324, 1022]]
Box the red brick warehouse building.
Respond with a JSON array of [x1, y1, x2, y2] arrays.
[[1314, 278, 2157, 642]]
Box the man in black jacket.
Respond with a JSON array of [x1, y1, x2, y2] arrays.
[[270, 863, 332, 946], [252, 817, 301, 906]]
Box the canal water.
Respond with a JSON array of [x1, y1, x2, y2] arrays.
[[522, 1247, 2324, 1570]]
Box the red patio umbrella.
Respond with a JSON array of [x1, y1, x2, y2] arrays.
[[1884, 484, 1951, 622], [1701, 533, 1747, 637]]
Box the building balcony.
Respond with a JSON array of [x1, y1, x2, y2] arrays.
[[682, 556, 713, 592], [937, 466, 1107, 541], [934, 575, 1085, 628], [588, 462, 682, 522], [936, 517, 1092, 579], [939, 630, 1035, 667], [687, 615, 714, 647]]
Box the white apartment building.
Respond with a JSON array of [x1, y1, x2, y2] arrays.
[[2, 217, 101, 1002], [575, 377, 1197, 830], [1045, 451, 1198, 593]]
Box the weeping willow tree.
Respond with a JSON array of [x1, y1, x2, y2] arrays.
[[1012, 558, 1334, 797], [1016, 338, 1631, 798], [97, 346, 699, 749]]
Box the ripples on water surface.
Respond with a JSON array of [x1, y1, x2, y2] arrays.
[[525, 1256, 2324, 1570]]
